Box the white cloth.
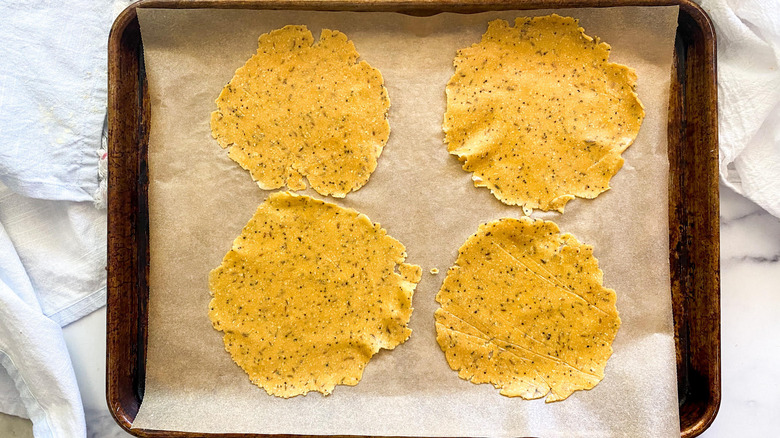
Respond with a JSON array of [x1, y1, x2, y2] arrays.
[[0, 249, 87, 438], [0, 183, 107, 438], [697, 0, 780, 217], [0, 185, 107, 326], [0, 1, 117, 202]]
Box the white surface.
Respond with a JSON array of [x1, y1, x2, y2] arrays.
[[0, 184, 777, 436], [700, 185, 780, 437]]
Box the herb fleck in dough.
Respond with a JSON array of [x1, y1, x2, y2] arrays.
[[208, 192, 421, 397], [211, 25, 390, 198], [435, 218, 620, 402], [444, 15, 644, 212]]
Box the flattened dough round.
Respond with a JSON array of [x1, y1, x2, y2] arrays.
[[211, 25, 390, 197], [208, 192, 421, 397], [434, 218, 620, 402], [444, 15, 644, 212]]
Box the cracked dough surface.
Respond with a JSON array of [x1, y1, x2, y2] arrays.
[[434, 218, 620, 402], [208, 192, 421, 397], [210, 25, 390, 197], [443, 15, 644, 212]]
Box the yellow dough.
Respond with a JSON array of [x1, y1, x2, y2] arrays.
[[443, 15, 644, 212], [434, 218, 620, 402], [208, 192, 421, 397], [211, 25, 390, 197]]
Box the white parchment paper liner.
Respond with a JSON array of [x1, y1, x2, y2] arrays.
[[134, 6, 680, 437]]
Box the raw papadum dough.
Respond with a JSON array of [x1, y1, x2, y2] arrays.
[[211, 25, 390, 197], [444, 15, 644, 212], [435, 218, 620, 402], [208, 192, 421, 397]]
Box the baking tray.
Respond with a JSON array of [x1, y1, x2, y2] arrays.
[[106, 1, 720, 436]]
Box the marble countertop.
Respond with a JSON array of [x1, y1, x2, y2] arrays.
[[1, 183, 778, 437]]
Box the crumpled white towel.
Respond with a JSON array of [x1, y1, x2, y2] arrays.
[[0, 182, 107, 437], [0, 238, 86, 437], [697, 0, 780, 217]]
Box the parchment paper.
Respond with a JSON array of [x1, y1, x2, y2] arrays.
[[135, 7, 680, 437]]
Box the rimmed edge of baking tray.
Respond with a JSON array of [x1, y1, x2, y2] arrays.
[[106, 1, 720, 436]]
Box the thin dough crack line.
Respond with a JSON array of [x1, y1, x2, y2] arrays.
[[440, 310, 602, 381], [440, 322, 557, 392], [492, 242, 609, 316]]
